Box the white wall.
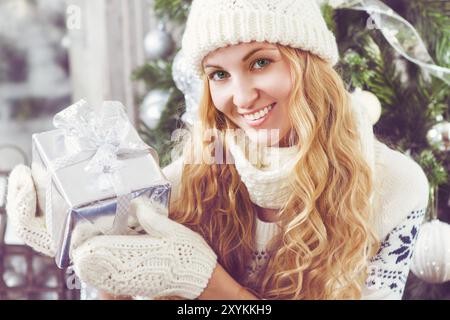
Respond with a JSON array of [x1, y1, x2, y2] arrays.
[[66, 0, 149, 125]]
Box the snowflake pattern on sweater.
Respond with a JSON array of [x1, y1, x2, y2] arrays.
[[243, 208, 427, 298], [364, 207, 426, 295]]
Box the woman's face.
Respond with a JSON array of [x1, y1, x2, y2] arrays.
[[203, 42, 293, 146]]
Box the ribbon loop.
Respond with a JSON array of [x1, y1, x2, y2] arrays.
[[329, 0, 450, 85]]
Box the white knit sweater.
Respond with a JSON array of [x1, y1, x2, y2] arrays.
[[162, 138, 429, 300]]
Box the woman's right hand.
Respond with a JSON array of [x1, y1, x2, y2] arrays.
[[6, 165, 56, 257]]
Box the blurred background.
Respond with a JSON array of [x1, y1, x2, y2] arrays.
[[0, 0, 449, 300]]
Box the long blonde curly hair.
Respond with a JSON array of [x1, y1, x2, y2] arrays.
[[169, 45, 380, 299]]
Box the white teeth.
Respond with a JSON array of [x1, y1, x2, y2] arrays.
[[243, 103, 274, 121]]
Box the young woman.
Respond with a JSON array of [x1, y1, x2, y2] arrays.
[[7, 0, 429, 300]]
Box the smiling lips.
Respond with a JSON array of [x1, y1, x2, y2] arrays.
[[241, 103, 276, 127], [242, 103, 275, 120]]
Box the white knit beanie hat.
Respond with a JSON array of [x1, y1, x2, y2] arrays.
[[181, 0, 339, 77]]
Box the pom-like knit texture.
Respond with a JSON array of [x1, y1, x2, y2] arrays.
[[182, 0, 339, 77], [72, 233, 217, 299]]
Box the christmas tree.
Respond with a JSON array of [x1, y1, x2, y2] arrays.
[[133, 0, 450, 299]]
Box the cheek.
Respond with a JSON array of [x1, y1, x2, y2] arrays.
[[210, 87, 232, 115], [264, 67, 292, 100]]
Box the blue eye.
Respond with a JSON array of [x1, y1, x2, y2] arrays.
[[252, 58, 272, 69], [207, 59, 272, 81], [209, 70, 229, 81]]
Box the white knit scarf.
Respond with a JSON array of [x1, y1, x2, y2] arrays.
[[224, 94, 376, 210], [225, 130, 300, 209]]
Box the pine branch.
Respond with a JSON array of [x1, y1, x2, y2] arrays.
[[132, 58, 186, 166], [154, 0, 191, 23], [132, 59, 175, 90], [417, 150, 448, 188], [321, 4, 337, 34]]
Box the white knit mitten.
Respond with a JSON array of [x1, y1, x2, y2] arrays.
[[72, 197, 218, 300], [6, 165, 56, 257], [6, 165, 141, 259]]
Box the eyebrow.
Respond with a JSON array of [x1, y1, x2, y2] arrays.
[[203, 47, 278, 70]]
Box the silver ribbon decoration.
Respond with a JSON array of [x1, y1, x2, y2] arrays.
[[45, 99, 151, 236], [328, 0, 450, 85]]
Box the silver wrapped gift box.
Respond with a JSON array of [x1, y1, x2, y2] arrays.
[[31, 100, 171, 268]]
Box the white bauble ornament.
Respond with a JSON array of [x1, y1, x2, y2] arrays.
[[411, 219, 450, 283], [172, 50, 203, 125], [144, 23, 175, 61], [351, 88, 382, 125], [139, 89, 171, 129]]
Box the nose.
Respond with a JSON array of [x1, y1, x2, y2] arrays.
[[232, 78, 259, 110]]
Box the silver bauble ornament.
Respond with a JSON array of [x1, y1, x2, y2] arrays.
[[427, 121, 450, 152], [139, 89, 171, 129], [411, 219, 450, 283], [144, 23, 175, 60]]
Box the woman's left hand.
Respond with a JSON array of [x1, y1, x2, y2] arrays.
[[71, 197, 218, 300]]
